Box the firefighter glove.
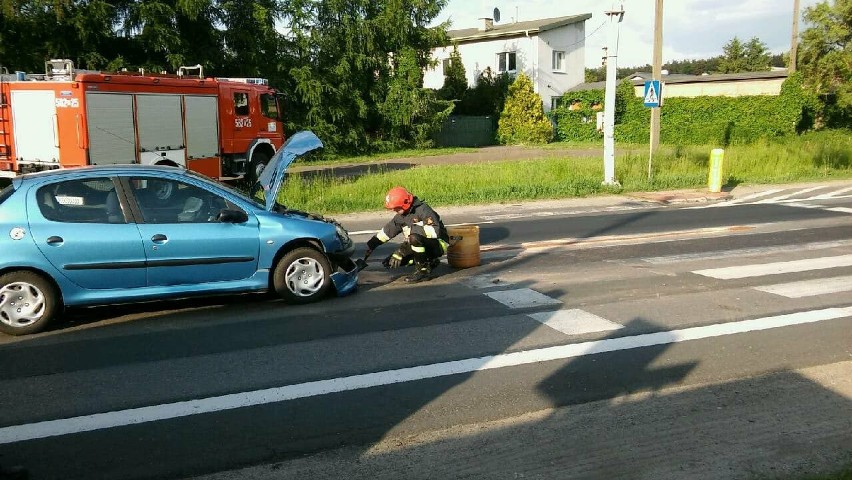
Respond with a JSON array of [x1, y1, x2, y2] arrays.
[[383, 252, 404, 269]]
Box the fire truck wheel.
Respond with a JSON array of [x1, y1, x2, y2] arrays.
[[0, 271, 60, 336], [247, 151, 271, 185], [272, 247, 332, 305]]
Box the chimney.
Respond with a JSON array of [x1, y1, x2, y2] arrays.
[[479, 17, 494, 31]]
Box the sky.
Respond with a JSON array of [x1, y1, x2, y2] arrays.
[[431, 0, 823, 69]]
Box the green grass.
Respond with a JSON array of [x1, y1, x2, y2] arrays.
[[277, 129, 852, 215]]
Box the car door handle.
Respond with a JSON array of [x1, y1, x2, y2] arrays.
[[46, 236, 64, 245], [151, 234, 168, 243]]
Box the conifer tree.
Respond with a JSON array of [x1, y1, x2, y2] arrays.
[[496, 73, 553, 144]]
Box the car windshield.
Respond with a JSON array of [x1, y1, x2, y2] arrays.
[[0, 184, 14, 205], [184, 169, 264, 209]]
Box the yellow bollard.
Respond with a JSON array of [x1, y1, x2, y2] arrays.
[[708, 148, 725, 193]]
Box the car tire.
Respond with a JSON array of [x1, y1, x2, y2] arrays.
[[272, 247, 332, 305], [0, 271, 59, 336], [246, 151, 270, 186]]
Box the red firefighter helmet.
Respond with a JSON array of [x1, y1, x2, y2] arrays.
[[385, 186, 414, 212]]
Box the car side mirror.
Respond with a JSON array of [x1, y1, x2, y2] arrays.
[[217, 208, 248, 223]]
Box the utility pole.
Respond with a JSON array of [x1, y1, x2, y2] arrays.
[[603, 1, 624, 186], [790, 0, 800, 72], [648, 0, 663, 179]]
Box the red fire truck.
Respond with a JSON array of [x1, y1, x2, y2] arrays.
[[0, 59, 285, 182]]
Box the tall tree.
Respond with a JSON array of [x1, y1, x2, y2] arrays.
[[718, 37, 748, 73], [798, 0, 852, 119], [438, 44, 466, 102], [743, 37, 771, 71], [280, 0, 449, 154]]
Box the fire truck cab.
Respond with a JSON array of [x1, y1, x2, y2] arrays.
[[0, 60, 285, 182]]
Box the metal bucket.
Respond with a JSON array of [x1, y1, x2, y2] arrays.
[[447, 225, 480, 268]]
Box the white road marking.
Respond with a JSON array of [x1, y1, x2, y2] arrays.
[[695, 188, 784, 208], [827, 207, 852, 214], [812, 186, 852, 199], [693, 254, 852, 280], [528, 309, 622, 335], [483, 288, 562, 309], [1, 306, 850, 445], [756, 186, 828, 203], [641, 240, 852, 265], [349, 221, 494, 236], [754, 275, 852, 298]]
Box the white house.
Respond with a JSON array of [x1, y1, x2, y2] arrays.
[[424, 13, 592, 112]]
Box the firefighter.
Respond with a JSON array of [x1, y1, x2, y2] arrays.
[[365, 186, 449, 283]]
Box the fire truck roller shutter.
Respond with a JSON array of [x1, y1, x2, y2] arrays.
[[86, 93, 137, 165], [136, 94, 186, 167]]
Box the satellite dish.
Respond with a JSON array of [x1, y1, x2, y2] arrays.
[[493, 7, 501, 22]]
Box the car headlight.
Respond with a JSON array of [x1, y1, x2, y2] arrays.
[[335, 224, 352, 249]]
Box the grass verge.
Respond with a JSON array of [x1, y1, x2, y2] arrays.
[[278, 129, 852, 215]]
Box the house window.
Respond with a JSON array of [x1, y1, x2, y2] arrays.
[[497, 52, 516, 73], [552, 51, 565, 72], [551, 96, 565, 110], [442, 58, 452, 71]]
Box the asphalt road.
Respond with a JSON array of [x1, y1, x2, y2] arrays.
[[0, 182, 850, 480]]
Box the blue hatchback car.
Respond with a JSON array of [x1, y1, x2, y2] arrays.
[[0, 131, 358, 335]]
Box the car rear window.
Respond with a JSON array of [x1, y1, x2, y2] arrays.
[[0, 184, 14, 205]]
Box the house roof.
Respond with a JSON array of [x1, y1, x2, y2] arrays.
[[568, 69, 790, 92], [448, 13, 593, 43]]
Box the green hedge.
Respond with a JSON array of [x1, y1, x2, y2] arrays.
[[551, 73, 816, 145]]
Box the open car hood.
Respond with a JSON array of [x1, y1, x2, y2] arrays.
[[257, 130, 323, 212]]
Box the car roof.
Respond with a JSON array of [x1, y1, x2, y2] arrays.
[[17, 164, 192, 186]]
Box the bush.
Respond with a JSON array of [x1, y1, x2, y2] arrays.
[[553, 75, 816, 145], [497, 73, 554, 144]]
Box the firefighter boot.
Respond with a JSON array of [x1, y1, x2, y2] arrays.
[[404, 262, 432, 283]]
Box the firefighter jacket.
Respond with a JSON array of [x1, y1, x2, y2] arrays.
[[367, 197, 449, 250]]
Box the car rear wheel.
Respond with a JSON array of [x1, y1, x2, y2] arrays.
[[273, 247, 332, 304], [0, 271, 59, 336]]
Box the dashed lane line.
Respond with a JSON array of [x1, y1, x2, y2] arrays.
[[1, 306, 850, 445]]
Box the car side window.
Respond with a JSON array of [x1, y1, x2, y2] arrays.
[[128, 177, 243, 224], [36, 178, 120, 223]]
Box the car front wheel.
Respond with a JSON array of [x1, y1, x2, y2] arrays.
[[273, 247, 332, 304], [0, 271, 59, 336]]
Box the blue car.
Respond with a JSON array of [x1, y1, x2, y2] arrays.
[[0, 131, 358, 335]]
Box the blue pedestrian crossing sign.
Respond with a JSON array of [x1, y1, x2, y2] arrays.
[[643, 80, 662, 107]]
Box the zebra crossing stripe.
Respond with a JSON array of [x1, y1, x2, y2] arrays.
[[721, 188, 784, 205], [528, 309, 622, 335], [641, 240, 852, 265], [755, 275, 852, 298], [812, 185, 852, 199], [756, 186, 828, 203], [484, 288, 562, 309], [692, 254, 852, 280]]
